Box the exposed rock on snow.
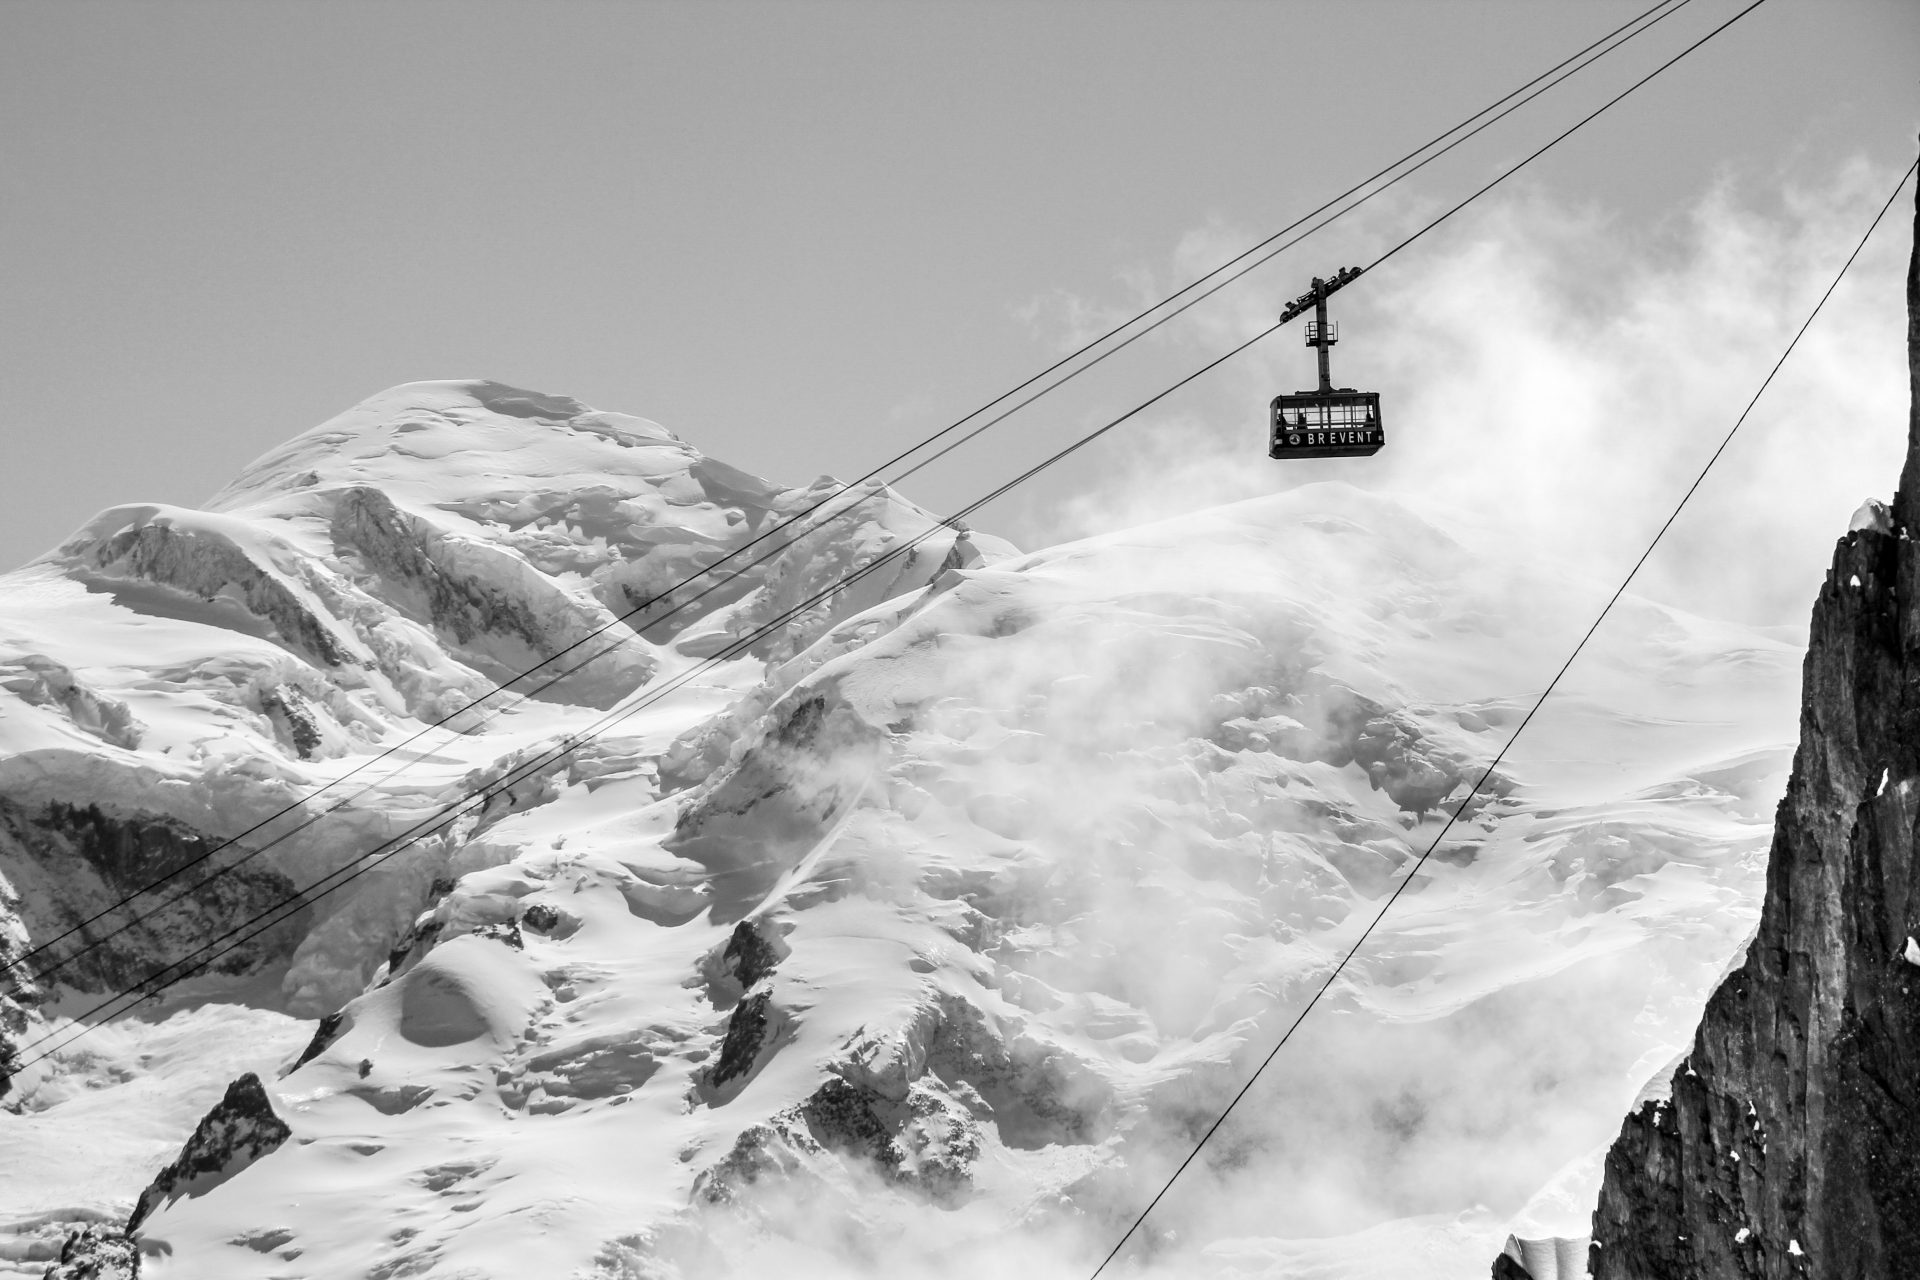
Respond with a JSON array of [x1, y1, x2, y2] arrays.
[[0, 378, 991, 1015], [0, 357, 1851, 1278], [127, 1073, 290, 1232], [73, 511, 360, 670], [707, 917, 788, 1000], [0, 797, 303, 993], [1493, 1254, 1532, 1280], [40, 1225, 141, 1280], [0, 381, 1001, 1263], [326, 483, 656, 709], [106, 471, 1803, 1279]]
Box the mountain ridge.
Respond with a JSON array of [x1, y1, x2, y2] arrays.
[[1, 381, 1808, 1278]]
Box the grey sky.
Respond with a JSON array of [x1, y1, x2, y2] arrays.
[[1, 0, 1915, 578]]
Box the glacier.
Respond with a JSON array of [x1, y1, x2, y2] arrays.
[[0, 380, 1803, 1278]]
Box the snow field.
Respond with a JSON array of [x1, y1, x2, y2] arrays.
[[0, 382, 997, 1267], [129, 480, 1795, 1277]]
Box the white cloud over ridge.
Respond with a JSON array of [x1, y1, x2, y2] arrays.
[[17, 160, 1905, 1280], [1023, 155, 1911, 633]]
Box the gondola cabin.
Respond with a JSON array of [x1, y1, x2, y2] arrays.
[[1269, 268, 1384, 460], [1271, 389, 1383, 458]]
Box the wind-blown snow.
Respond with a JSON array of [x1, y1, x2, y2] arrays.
[[1, 386, 1803, 1279]]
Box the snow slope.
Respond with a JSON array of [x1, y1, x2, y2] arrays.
[[49, 433, 1801, 1280], [0, 381, 1002, 1270]]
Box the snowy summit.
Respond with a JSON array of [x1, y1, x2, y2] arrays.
[[0, 381, 1801, 1279]]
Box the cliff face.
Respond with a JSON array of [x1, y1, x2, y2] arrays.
[[1588, 183, 1920, 1278]]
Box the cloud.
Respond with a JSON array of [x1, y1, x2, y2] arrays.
[[634, 459, 1782, 1278], [1013, 156, 1912, 631], [580, 162, 1899, 1280]]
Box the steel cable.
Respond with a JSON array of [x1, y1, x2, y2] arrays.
[[9, 0, 1767, 1093], [1086, 143, 1911, 1280], [5, 0, 1690, 989]]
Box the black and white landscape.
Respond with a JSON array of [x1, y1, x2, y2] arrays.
[[0, 378, 1811, 1276], [1, 5, 1915, 1279]]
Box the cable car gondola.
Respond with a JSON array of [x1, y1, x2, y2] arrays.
[[1269, 267, 1383, 460]]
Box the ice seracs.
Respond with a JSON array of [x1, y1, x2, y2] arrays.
[[119, 473, 1799, 1279], [0, 382, 1811, 1279], [0, 380, 1001, 1268]]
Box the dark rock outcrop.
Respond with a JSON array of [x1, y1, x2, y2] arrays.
[[1587, 174, 1920, 1277], [82, 517, 356, 669], [287, 1009, 348, 1074], [718, 917, 785, 992], [709, 990, 777, 1090], [42, 1225, 142, 1279], [328, 484, 654, 708], [127, 1072, 291, 1232], [692, 1075, 983, 1209], [0, 797, 304, 994]]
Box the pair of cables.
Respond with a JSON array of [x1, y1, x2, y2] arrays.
[[7, 0, 1751, 1087], [6, 0, 1699, 1003]]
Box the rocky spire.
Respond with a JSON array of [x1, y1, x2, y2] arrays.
[[1896, 167, 1920, 529], [1587, 171, 1920, 1278]]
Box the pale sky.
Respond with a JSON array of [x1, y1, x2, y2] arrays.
[[2, 0, 1915, 581]]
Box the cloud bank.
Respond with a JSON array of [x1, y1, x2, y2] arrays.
[[1017, 156, 1911, 632]]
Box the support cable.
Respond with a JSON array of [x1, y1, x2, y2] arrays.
[[8, 0, 1771, 1083], [1085, 151, 1916, 1280], [6, 272, 1308, 1079], [19, 0, 1695, 996], [5, 0, 1691, 988]]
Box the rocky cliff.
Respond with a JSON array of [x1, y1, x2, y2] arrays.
[[1587, 181, 1920, 1277]]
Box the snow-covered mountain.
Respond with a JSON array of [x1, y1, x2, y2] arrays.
[[0, 381, 1000, 1272], [0, 381, 1802, 1278]]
